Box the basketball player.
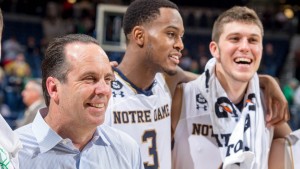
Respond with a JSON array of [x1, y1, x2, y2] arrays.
[[171, 6, 291, 169], [0, 8, 22, 169], [105, 1, 190, 168]]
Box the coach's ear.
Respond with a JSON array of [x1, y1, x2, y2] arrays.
[[132, 26, 144, 47], [209, 41, 220, 61], [46, 77, 60, 104]]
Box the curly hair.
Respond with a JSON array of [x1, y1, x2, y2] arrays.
[[123, 0, 179, 42], [212, 6, 263, 43]]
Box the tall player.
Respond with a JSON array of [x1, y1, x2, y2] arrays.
[[0, 8, 22, 169], [105, 1, 290, 169], [106, 1, 186, 168], [171, 6, 291, 169]]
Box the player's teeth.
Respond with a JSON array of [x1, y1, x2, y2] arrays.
[[172, 56, 179, 60], [235, 58, 250, 62]]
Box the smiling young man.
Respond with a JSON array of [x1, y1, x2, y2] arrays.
[[171, 6, 291, 169], [15, 34, 143, 168]]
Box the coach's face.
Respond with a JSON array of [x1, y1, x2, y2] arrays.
[[143, 8, 184, 75], [57, 42, 114, 128]]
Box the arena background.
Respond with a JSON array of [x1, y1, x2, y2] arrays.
[[0, 0, 300, 130]]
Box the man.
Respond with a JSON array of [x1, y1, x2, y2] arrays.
[[105, 1, 289, 169], [0, 8, 22, 169], [15, 34, 143, 168], [16, 79, 45, 128], [171, 6, 291, 169], [106, 1, 188, 168]]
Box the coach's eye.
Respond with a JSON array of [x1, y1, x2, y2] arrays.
[[85, 76, 96, 83], [105, 76, 115, 85]]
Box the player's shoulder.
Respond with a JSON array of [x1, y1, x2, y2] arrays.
[[111, 76, 131, 98], [182, 76, 202, 92]]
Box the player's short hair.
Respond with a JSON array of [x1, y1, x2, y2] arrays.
[[42, 34, 99, 106], [211, 6, 263, 43], [123, 0, 179, 42]]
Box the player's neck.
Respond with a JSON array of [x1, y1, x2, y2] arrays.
[[118, 53, 157, 90], [216, 69, 248, 104]]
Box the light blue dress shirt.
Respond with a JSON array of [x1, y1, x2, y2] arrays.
[[14, 108, 144, 169]]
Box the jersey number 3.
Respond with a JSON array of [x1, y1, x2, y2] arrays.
[[142, 130, 159, 169]]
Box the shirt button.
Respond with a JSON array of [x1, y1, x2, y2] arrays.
[[62, 139, 68, 144]]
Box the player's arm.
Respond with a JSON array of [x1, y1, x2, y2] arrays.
[[171, 83, 184, 139], [268, 138, 287, 169], [273, 122, 292, 139], [268, 123, 292, 169], [165, 66, 198, 97], [259, 74, 290, 127]]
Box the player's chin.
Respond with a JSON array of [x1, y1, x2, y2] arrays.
[[163, 67, 177, 76], [235, 72, 254, 82]]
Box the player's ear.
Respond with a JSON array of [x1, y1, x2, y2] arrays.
[[209, 41, 220, 61], [132, 26, 144, 47]]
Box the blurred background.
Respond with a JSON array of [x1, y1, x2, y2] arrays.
[[0, 0, 300, 130]]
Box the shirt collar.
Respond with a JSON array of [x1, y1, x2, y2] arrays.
[[32, 108, 111, 153], [32, 108, 63, 153]]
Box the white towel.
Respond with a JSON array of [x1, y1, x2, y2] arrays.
[[199, 58, 271, 169]]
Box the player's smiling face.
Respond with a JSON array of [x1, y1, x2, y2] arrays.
[[144, 8, 184, 75], [210, 21, 263, 83]]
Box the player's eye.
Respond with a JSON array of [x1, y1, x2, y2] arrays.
[[167, 32, 175, 38]]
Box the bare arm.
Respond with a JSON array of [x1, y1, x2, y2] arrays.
[[269, 123, 292, 169], [171, 84, 183, 139], [269, 138, 287, 169], [165, 66, 198, 97], [273, 123, 292, 139], [259, 74, 290, 127]]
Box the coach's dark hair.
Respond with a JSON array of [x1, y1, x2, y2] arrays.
[[123, 0, 179, 43], [42, 34, 99, 106]]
